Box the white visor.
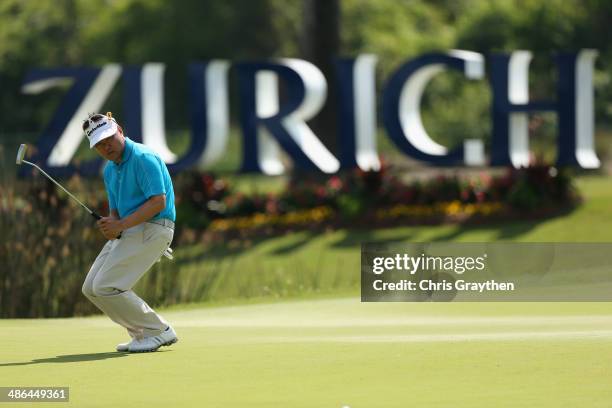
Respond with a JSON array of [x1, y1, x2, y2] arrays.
[[85, 118, 118, 148]]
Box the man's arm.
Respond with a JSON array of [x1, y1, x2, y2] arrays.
[[119, 194, 166, 230], [98, 195, 166, 238]]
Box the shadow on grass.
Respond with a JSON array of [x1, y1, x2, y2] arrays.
[[176, 236, 269, 264], [268, 231, 319, 255], [495, 221, 540, 240], [0, 352, 132, 366], [330, 229, 416, 248], [426, 222, 539, 242]]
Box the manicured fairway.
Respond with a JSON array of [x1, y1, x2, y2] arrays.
[[2, 298, 611, 407]]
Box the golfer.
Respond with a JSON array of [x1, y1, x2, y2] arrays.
[[81, 112, 178, 353]]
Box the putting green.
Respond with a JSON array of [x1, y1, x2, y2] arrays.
[[1, 298, 611, 407]]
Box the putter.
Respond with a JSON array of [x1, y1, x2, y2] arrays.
[[15, 145, 178, 260], [16, 144, 103, 220]]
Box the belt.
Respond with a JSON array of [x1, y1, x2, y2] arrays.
[[148, 218, 175, 230]]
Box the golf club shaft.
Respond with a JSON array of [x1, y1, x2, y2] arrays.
[[22, 159, 101, 220]]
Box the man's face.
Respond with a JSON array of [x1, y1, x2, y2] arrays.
[[94, 132, 124, 163]]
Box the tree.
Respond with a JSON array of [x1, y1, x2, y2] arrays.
[[300, 0, 341, 153]]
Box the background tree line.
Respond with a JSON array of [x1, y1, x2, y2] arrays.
[[0, 0, 611, 158]]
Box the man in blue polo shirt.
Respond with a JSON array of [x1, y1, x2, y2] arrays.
[[81, 112, 178, 353]]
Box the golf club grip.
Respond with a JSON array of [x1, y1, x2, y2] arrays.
[[91, 211, 122, 239]]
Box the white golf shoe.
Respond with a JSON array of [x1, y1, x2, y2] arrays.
[[128, 326, 178, 353], [116, 340, 136, 352]]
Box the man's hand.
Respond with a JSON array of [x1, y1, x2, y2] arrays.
[[97, 216, 123, 240]]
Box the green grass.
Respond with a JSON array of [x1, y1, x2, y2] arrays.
[[1, 298, 611, 407]]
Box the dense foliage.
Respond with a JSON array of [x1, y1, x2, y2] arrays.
[[0, 0, 611, 151]]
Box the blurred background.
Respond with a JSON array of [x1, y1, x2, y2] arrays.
[[1, 0, 611, 318]]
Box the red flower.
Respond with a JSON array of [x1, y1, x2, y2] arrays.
[[316, 186, 327, 199]]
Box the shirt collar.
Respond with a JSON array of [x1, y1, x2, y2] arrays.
[[120, 137, 134, 164]]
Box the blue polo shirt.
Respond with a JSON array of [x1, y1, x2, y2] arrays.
[[103, 137, 175, 222]]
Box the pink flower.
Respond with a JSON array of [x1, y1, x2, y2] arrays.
[[327, 176, 343, 191]]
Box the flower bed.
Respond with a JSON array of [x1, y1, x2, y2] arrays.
[[176, 161, 580, 240]]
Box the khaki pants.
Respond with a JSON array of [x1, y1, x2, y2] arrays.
[[82, 222, 174, 339]]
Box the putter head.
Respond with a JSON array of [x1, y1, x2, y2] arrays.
[[16, 144, 27, 165]]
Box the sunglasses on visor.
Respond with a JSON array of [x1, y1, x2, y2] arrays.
[[82, 112, 115, 133]]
